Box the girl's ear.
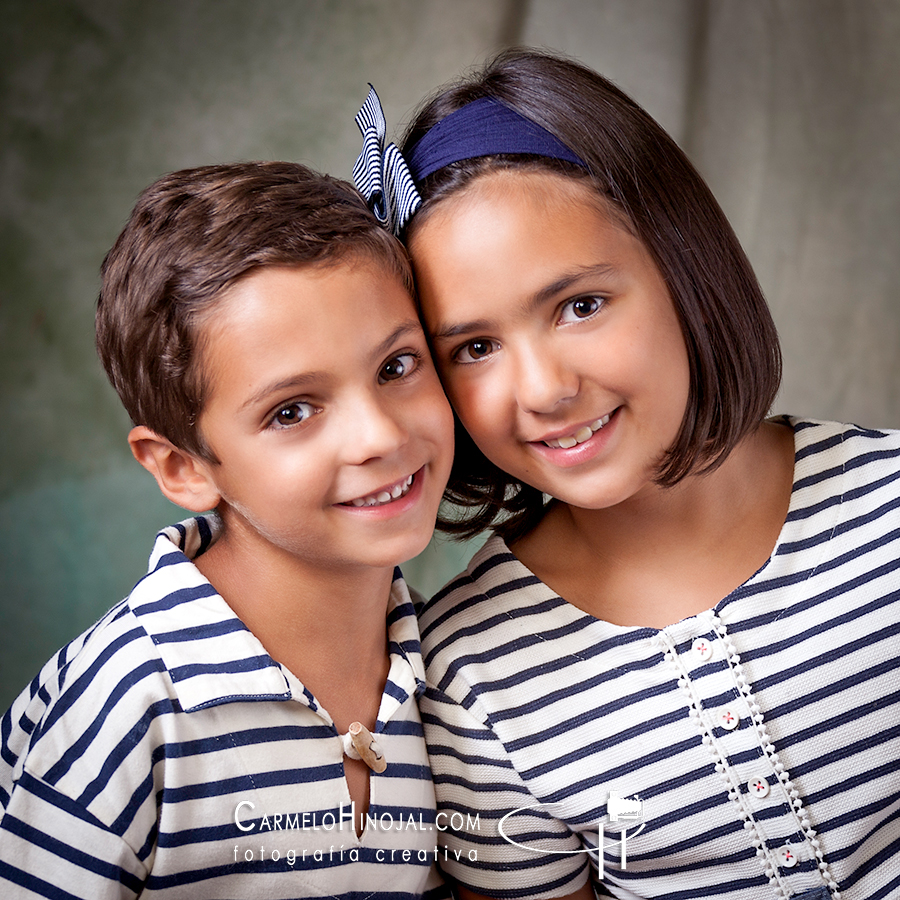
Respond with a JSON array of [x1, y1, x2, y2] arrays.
[[128, 426, 221, 513]]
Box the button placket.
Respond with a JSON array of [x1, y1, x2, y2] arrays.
[[659, 619, 828, 898]]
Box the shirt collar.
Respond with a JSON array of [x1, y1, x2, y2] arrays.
[[131, 516, 426, 716], [381, 567, 428, 722], [130, 515, 291, 713]]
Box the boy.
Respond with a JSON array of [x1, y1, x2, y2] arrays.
[[0, 162, 454, 897]]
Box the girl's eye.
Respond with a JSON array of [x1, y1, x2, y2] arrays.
[[271, 401, 316, 429], [378, 352, 418, 383], [559, 296, 604, 324], [455, 339, 497, 364]]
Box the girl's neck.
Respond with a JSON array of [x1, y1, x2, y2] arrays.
[[511, 420, 796, 628]]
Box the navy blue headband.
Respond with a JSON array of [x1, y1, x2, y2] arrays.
[[352, 87, 585, 235], [407, 97, 585, 182]]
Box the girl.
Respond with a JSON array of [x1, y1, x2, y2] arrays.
[[353, 51, 900, 900]]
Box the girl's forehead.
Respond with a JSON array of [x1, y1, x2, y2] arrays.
[[409, 168, 669, 331], [407, 169, 636, 277], [450, 167, 598, 209], [410, 168, 629, 248]]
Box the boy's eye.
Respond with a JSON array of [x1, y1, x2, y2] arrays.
[[559, 296, 604, 324], [455, 339, 497, 364], [378, 353, 418, 383], [271, 401, 316, 428]]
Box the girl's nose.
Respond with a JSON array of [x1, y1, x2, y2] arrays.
[[513, 344, 579, 414]]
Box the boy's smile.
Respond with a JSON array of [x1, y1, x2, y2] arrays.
[[192, 259, 453, 575]]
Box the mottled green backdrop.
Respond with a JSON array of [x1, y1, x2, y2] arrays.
[[3, 0, 900, 709]]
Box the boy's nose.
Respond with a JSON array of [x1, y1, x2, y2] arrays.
[[344, 397, 408, 464]]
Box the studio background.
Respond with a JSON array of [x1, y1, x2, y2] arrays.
[[2, 0, 899, 710]]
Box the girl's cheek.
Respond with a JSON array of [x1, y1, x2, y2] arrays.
[[441, 379, 479, 428], [459, 384, 504, 440], [444, 378, 474, 420]]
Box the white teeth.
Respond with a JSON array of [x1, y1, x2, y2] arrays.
[[344, 474, 415, 508], [543, 413, 611, 449]]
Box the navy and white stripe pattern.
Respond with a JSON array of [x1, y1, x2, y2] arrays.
[[0, 515, 448, 898], [352, 85, 422, 235], [419, 419, 900, 899]]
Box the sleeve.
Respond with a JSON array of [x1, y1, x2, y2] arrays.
[[421, 684, 592, 899], [0, 769, 147, 899]]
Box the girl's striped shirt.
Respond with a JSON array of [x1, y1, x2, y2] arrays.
[[419, 418, 900, 899]]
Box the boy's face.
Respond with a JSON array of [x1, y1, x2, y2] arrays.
[[194, 258, 454, 575]]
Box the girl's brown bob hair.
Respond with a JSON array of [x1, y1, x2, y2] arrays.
[[401, 48, 782, 542]]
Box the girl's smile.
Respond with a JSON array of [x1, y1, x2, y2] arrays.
[[536, 411, 612, 450], [409, 169, 691, 511], [527, 408, 619, 469]]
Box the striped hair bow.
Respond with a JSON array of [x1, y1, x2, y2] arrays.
[[352, 85, 421, 236]]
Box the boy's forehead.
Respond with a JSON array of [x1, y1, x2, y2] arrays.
[[197, 259, 421, 396], [203, 255, 414, 331]]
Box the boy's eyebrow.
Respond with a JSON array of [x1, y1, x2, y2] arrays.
[[372, 320, 425, 359], [240, 373, 328, 411], [240, 320, 424, 411], [430, 263, 618, 342]]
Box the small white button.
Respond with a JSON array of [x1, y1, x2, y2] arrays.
[[692, 637, 713, 660], [776, 845, 798, 868], [748, 777, 770, 798], [719, 709, 740, 730]]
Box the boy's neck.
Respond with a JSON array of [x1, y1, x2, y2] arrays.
[[193, 522, 394, 721]]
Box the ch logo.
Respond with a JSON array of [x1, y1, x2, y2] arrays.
[[600, 793, 645, 877], [497, 792, 645, 879]]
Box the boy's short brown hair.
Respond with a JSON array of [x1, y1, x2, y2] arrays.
[[96, 161, 412, 461]]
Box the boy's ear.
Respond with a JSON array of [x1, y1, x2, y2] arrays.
[[128, 426, 221, 513]]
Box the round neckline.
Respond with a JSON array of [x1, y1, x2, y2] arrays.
[[479, 417, 843, 635]]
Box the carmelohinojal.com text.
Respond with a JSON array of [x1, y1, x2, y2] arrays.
[[233, 801, 481, 865]]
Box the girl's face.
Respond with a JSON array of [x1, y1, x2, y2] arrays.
[[409, 170, 691, 511]]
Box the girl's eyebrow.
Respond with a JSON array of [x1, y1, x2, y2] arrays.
[[430, 318, 494, 342], [430, 263, 619, 342], [531, 263, 618, 309]]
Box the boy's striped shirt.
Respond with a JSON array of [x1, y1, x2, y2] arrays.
[[0, 516, 448, 898], [419, 418, 900, 899]]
